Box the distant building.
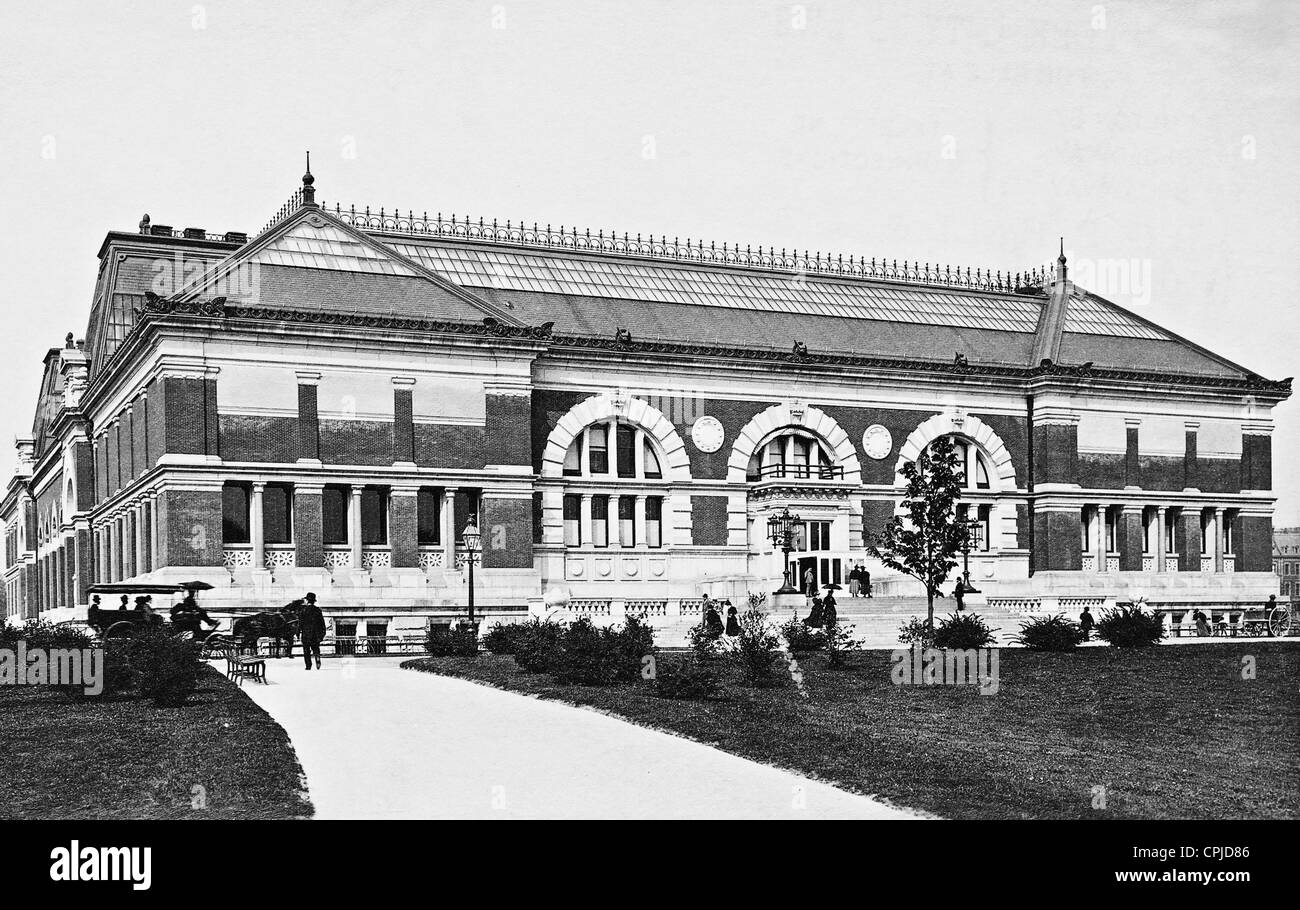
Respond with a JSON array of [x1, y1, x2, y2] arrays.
[[0, 167, 1291, 627], [1273, 527, 1300, 600]]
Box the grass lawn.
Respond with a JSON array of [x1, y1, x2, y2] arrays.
[[0, 665, 312, 819], [406, 642, 1299, 819]]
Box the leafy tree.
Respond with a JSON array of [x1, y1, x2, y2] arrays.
[[868, 435, 967, 630]]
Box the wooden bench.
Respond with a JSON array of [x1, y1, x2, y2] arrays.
[[226, 654, 267, 685]]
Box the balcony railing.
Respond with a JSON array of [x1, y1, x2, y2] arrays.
[[747, 463, 846, 482]]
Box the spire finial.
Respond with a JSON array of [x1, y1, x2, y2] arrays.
[[301, 151, 316, 206], [1057, 236, 1067, 281]]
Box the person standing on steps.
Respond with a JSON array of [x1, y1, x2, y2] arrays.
[[952, 578, 966, 612], [298, 593, 327, 670], [1079, 605, 1095, 640], [724, 604, 741, 637]]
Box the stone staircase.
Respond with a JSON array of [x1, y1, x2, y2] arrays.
[[653, 595, 1033, 648]]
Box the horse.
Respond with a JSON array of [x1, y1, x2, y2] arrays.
[[231, 603, 301, 657]]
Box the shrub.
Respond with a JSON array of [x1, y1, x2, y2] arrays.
[[1016, 613, 1085, 652], [724, 608, 784, 687], [780, 617, 826, 653], [551, 617, 620, 686], [898, 617, 936, 649], [511, 618, 566, 673], [933, 612, 997, 650], [824, 620, 864, 668], [1095, 605, 1165, 648], [687, 621, 723, 662], [482, 621, 529, 655], [653, 657, 721, 700], [608, 613, 657, 682], [130, 630, 202, 707], [425, 622, 480, 658]]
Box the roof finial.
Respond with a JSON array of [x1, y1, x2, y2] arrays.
[[301, 151, 316, 206], [1057, 236, 1067, 281]]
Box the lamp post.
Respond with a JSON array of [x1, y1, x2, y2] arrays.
[[767, 507, 802, 594], [462, 520, 482, 624], [961, 516, 982, 593]]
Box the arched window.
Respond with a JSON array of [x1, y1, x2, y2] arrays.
[[940, 436, 992, 490], [557, 418, 669, 550], [562, 420, 663, 480], [746, 429, 839, 481]]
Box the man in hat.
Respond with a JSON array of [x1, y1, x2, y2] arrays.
[[298, 593, 327, 670]]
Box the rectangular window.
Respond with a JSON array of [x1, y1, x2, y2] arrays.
[[589, 426, 609, 475], [1165, 511, 1177, 553], [1105, 508, 1117, 553], [646, 496, 662, 548], [222, 483, 251, 544], [617, 426, 636, 479], [323, 485, 349, 545], [977, 504, 991, 551], [592, 494, 609, 547], [263, 483, 293, 545], [361, 486, 389, 545], [808, 521, 831, 551], [563, 494, 582, 546], [1080, 507, 1090, 551], [1223, 514, 1234, 555], [619, 495, 635, 547], [417, 488, 441, 546], [533, 492, 544, 544]]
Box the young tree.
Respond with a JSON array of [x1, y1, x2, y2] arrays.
[[868, 435, 967, 630]]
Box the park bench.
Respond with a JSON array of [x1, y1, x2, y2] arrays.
[[225, 654, 267, 685]]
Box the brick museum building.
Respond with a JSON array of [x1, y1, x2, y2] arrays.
[[2, 167, 1291, 634]]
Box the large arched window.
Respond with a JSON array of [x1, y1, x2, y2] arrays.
[[562, 420, 663, 480], [940, 436, 992, 491], [747, 429, 840, 481], [558, 418, 668, 549]]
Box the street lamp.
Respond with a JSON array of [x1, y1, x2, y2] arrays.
[[767, 507, 802, 594], [960, 516, 982, 594], [462, 520, 482, 624]]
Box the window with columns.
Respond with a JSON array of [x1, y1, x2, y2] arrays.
[[747, 429, 837, 481], [417, 488, 442, 546], [957, 503, 991, 551], [223, 483, 252, 544], [322, 484, 349, 545], [558, 419, 668, 550], [951, 437, 992, 490], [360, 486, 389, 546]]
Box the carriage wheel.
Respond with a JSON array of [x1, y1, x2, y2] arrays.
[[1268, 606, 1293, 638], [104, 621, 137, 639]]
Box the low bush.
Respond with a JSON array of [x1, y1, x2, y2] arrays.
[[608, 613, 657, 682], [482, 621, 529, 655], [933, 612, 997, 650], [687, 621, 723, 662], [898, 616, 936, 649], [551, 617, 620, 686], [511, 618, 566, 673], [425, 622, 480, 658], [780, 617, 826, 653], [824, 620, 864, 668], [653, 657, 721, 700], [1016, 613, 1085, 652], [724, 608, 785, 688], [1095, 605, 1165, 648], [130, 630, 202, 707]]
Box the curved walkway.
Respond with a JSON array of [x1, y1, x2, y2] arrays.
[[237, 657, 924, 820]]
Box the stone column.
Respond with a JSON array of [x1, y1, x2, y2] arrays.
[[442, 487, 458, 568], [579, 428, 591, 475], [1206, 509, 1216, 572], [607, 420, 619, 477], [251, 482, 266, 569], [607, 495, 619, 547], [135, 502, 147, 576], [634, 495, 647, 548], [579, 493, 593, 549], [1155, 506, 1167, 572], [349, 486, 363, 568]]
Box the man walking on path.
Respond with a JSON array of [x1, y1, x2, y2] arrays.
[[299, 593, 327, 670]]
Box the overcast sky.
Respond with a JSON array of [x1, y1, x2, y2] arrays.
[[1, 0, 1296, 521]]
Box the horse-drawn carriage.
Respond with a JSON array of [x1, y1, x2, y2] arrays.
[[83, 581, 233, 656]]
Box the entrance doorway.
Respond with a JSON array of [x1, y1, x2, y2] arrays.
[[794, 556, 843, 594]]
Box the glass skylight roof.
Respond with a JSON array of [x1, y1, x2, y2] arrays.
[[391, 242, 1045, 333], [258, 222, 415, 276], [1063, 294, 1167, 341]]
